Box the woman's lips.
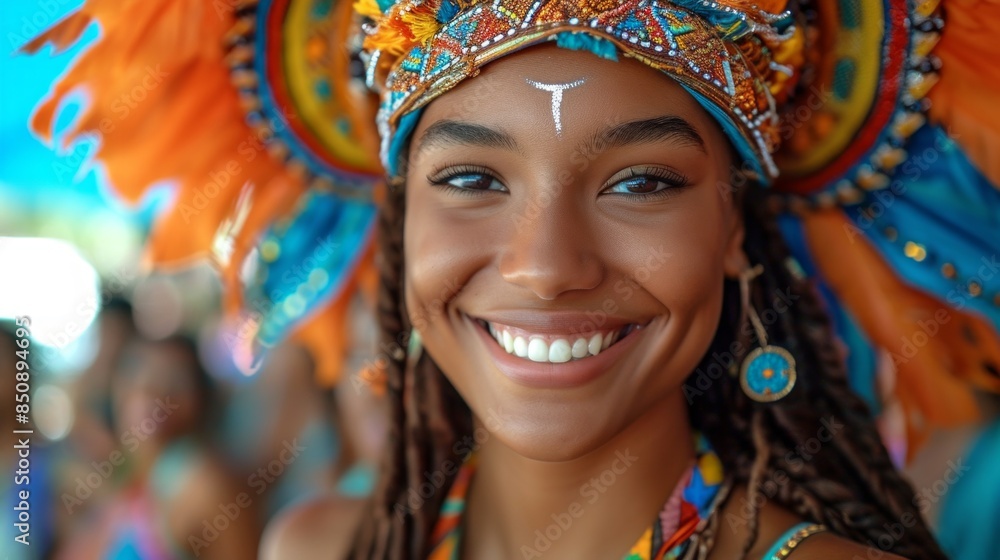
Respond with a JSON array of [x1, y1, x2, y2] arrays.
[[466, 313, 648, 389]]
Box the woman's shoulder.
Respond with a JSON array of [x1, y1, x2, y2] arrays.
[[778, 531, 908, 560], [260, 494, 369, 560], [714, 485, 909, 560]]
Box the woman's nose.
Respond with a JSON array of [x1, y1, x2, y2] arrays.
[[497, 198, 603, 300]]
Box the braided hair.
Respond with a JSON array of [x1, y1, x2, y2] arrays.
[[351, 176, 947, 559]]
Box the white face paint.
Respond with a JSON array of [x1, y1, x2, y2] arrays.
[[525, 78, 585, 138]]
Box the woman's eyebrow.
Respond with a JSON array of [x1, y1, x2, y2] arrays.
[[415, 120, 523, 155], [592, 116, 706, 153]]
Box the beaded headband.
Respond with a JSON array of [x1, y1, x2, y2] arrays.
[[357, 0, 804, 182]]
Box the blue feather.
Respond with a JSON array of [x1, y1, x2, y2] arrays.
[[437, 0, 461, 23]]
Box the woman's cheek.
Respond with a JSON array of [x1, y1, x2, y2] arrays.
[[623, 218, 726, 311], [404, 215, 493, 327]]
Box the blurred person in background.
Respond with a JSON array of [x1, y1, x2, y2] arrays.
[[47, 296, 140, 542], [54, 334, 259, 560], [260, 296, 389, 560], [220, 342, 342, 519], [59, 297, 138, 510]]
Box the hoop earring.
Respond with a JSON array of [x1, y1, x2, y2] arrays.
[[738, 264, 797, 403]]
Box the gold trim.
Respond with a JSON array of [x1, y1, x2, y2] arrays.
[[772, 523, 827, 559]]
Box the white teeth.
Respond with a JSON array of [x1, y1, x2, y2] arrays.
[[588, 334, 603, 356], [513, 336, 528, 358], [548, 339, 572, 363], [527, 338, 549, 362], [485, 322, 639, 363]]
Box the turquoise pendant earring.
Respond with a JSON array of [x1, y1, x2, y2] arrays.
[[738, 265, 797, 403]]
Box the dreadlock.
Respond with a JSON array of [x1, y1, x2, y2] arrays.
[[351, 177, 947, 559]]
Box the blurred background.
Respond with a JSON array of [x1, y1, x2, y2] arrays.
[[1, 2, 386, 559]]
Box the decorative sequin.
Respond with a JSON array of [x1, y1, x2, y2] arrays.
[[942, 262, 957, 279], [969, 280, 983, 297], [904, 241, 928, 262]]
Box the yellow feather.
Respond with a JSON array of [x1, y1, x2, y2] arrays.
[[400, 0, 444, 45], [354, 0, 383, 19], [363, 24, 413, 56]]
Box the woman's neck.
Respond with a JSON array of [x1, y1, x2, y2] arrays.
[[463, 390, 695, 560]]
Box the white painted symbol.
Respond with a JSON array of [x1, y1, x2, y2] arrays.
[[525, 78, 585, 138]]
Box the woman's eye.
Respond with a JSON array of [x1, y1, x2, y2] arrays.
[[608, 177, 672, 195], [428, 165, 507, 195], [602, 167, 690, 198], [442, 173, 505, 191]]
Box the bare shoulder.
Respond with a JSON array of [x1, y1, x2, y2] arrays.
[[784, 531, 908, 560], [260, 494, 369, 560], [713, 485, 908, 560]]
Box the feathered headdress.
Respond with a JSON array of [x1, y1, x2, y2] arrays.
[[23, 0, 384, 385]]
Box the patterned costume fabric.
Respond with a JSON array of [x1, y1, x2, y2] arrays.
[[427, 436, 728, 560]]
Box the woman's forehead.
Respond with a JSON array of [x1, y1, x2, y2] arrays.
[[425, 44, 698, 114], [415, 44, 723, 150]]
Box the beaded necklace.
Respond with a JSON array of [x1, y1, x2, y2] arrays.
[[427, 435, 732, 560]]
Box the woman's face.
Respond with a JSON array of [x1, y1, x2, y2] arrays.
[[113, 340, 203, 443], [404, 44, 746, 460]]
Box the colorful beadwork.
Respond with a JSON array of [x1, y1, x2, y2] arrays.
[[740, 345, 797, 402], [427, 434, 729, 560], [772, 0, 944, 206], [359, 0, 803, 179], [228, 0, 383, 199]]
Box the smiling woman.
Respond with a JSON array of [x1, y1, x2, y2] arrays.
[[403, 47, 742, 454], [354, 35, 939, 558], [26, 0, 1000, 558]]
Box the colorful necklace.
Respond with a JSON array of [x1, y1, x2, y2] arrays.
[[427, 434, 732, 560]]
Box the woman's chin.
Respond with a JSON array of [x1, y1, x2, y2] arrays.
[[469, 401, 623, 463]]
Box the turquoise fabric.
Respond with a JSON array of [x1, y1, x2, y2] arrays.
[[778, 214, 880, 414], [247, 189, 377, 357], [679, 82, 768, 182], [336, 462, 377, 498], [761, 522, 818, 559], [842, 124, 1000, 337], [937, 420, 1000, 560], [554, 31, 619, 62]]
